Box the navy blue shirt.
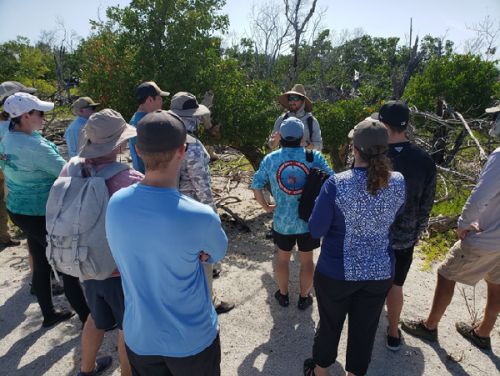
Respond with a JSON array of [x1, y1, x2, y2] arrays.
[[309, 168, 405, 281]]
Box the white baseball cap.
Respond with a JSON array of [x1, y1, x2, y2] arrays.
[[3, 92, 54, 118]]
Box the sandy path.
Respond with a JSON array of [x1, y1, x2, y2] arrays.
[[0, 174, 498, 375]]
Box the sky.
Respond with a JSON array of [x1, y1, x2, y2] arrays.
[[0, 0, 499, 56]]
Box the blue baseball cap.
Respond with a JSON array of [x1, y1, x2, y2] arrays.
[[279, 117, 304, 140]]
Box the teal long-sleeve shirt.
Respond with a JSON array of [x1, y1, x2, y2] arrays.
[[0, 130, 66, 216]]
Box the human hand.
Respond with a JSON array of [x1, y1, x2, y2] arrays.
[[199, 251, 209, 262], [457, 223, 480, 240]]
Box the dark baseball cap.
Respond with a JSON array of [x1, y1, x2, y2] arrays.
[[372, 100, 409, 130], [348, 118, 388, 156], [136, 110, 195, 153], [135, 81, 170, 101]]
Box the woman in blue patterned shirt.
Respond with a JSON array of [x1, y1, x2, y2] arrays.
[[304, 119, 405, 376]]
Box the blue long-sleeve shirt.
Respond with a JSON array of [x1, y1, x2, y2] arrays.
[[64, 116, 88, 158], [310, 168, 405, 281], [251, 147, 333, 235], [128, 112, 147, 173]]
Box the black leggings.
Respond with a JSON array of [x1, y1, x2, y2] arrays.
[[312, 272, 392, 376], [8, 211, 89, 322]]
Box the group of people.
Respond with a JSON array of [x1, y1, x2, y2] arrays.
[[0, 79, 498, 376], [253, 86, 499, 375]]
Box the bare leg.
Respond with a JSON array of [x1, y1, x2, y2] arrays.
[[386, 285, 403, 337], [117, 330, 132, 376], [475, 281, 500, 337], [275, 250, 291, 294], [425, 273, 456, 330], [298, 251, 314, 297], [80, 315, 105, 373], [314, 365, 328, 376]]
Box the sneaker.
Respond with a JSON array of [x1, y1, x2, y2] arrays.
[[265, 229, 274, 240], [212, 267, 221, 279], [42, 309, 75, 328], [401, 319, 438, 342], [215, 301, 235, 315], [303, 358, 316, 376], [455, 322, 491, 350], [274, 290, 289, 307], [386, 327, 402, 351], [77, 355, 112, 376], [298, 294, 313, 310]]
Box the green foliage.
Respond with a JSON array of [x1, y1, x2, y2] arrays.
[[418, 230, 455, 270], [403, 54, 499, 117], [314, 98, 373, 170], [0, 37, 57, 97]]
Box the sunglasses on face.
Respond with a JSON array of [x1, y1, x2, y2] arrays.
[[28, 110, 44, 117], [288, 95, 303, 102]]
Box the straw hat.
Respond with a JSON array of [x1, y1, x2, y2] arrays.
[[278, 84, 313, 112]]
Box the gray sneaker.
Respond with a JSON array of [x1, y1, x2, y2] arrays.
[[401, 319, 438, 342], [455, 322, 491, 350]]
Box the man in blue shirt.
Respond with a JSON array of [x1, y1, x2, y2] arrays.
[[251, 117, 333, 310], [65, 97, 99, 158], [106, 110, 227, 375], [128, 81, 169, 173]]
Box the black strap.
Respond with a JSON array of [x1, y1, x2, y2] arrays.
[[307, 116, 313, 140], [305, 149, 314, 162]]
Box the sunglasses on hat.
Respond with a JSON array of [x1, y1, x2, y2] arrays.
[[288, 94, 303, 102]]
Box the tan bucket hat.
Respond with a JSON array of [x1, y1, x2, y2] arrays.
[[79, 109, 136, 159], [278, 84, 313, 112]]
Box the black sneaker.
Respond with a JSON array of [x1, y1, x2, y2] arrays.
[[298, 294, 313, 310], [42, 309, 75, 328], [455, 322, 491, 350], [386, 327, 402, 351], [303, 358, 316, 376], [215, 301, 235, 315], [77, 355, 112, 376], [265, 229, 274, 239], [274, 290, 289, 307], [401, 319, 438, 342]]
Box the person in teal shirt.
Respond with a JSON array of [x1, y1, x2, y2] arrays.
[[1, 92, 89, 328], [251, 117, 333, 310]]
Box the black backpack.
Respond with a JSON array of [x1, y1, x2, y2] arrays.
[[298, 150, 331, 222]]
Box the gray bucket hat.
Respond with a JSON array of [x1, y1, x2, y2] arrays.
[[169, 92, 210, 117]]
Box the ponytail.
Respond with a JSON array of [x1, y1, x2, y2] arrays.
[[358, 149, 392, 195]]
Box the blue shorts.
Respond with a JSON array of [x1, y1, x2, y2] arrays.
[[83, 276, 124, 330]]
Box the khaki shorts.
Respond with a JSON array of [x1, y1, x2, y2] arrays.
[[438, 240, 500, 285]]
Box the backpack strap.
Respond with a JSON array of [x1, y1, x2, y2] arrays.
[[305, 149, 314, 163], [95, 162, 130, 180], [66, 157, 86, 177], [307, 115, 314, 140], [283, 112, 290, 120]]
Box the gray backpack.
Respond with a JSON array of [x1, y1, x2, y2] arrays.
[[46, 158, 129, 280]]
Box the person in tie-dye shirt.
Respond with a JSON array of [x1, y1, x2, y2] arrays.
[[251, 117, 332, 310]]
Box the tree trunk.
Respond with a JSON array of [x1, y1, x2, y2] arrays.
[[236, 145, 265, 171]]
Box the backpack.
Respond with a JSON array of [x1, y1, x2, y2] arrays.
[[298, 150, 331, 222], [45, 158, 129, 280], [283, 112, 314, 141]]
